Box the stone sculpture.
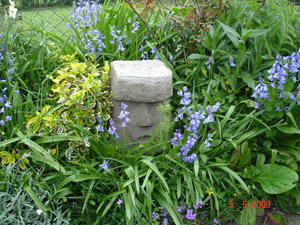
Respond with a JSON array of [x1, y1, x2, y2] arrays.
[[110, 60, 173, 145]]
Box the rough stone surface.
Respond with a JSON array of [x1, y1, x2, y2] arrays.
[[110, 60, 173, 102], [110, 60, 173, 145], [112, 100, 163, 144]]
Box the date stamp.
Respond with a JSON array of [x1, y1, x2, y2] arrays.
[[228, 200, 271, 209]]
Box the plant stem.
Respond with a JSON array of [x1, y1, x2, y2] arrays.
[[124, 0, 175, 67]]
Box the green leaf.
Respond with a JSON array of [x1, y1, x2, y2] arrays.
[[202, 89, 215, 105], [256, 154, 266, 166], [277, 126, 300, 134], [141, 159, 169, 192], [123, 36, 132, 45], [23, 183, 47, 211], [239, 72, 255, 88], [248, 29, 270, 38], [238, 141, 251, 167], [187, 54, 209, 60], [263, 213, 286, 225], [253, 164, 298, 194], [284, 78, 294, 92], [216, 166, 249, 194], [194, 158, 199, 177], [16, 131, 65, 173], [238, 198, 257, 225], [218, 21, 241, 48]]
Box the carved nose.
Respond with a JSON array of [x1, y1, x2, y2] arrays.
[[138, 103, 152, 127]]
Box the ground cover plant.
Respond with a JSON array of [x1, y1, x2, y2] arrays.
[[1, 0, 300, 224]]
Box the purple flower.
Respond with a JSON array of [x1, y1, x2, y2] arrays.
[[177, 206, 182, 212], [163, 218, 168, 225], [284, 106, 289, 112], [211, 102, 221, 112], [198, 199, 203, 205], [186, 209, 197, 220], [161, 210, 168, 217], [229, 56, 236, 67], [252, 77, 268, 99], [193, 203, 199, 209], [5, 115, 12, 122], [99, 160, 108, 171], [118, 102, 130, 127], [140, 45, 148, 60], [0, 120, 5, 126], [213, 218, 219, 224], [108, 118, 119, 138], [203, 113, 214, 124], [131, 16, 139, 33], [4, 101, 12, 109], [151, 212, 156, 219], [205, 57, 212, 69], [290, 94, 295, 100], [96, 116, 104, 132], [171, 129, 183, 146], [117, 199, 122, 205]]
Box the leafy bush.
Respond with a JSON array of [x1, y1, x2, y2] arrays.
[[25, 54, 112, 161]]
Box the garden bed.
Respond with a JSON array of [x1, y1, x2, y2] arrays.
[[1, 0, 300, 224]]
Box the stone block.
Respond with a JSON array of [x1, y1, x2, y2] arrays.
[[110, 60, 173, 102], [110, 60, 173, 145]]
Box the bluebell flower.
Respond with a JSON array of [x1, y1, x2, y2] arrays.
[[204, 133, 213, 147], [163, 218, 168, 225], [213, 218, 219, 224], [162, 210, 168, 217], [108, 118, 119, 138], [229, 56, 236, 67], [5, 115, 11, 122], [99, 160, 108, 170], [177, 206, 182, 212], [8, 59, 13, 66], [182, 153, 197, 163], [0, 120, 5, 126], [252, 77, 268, 99], [131, 16, 139, 33], [96, 116, 104, 132], [290, 94, 295, 100], [205, 57, 212, 69], [118, 102, 130, 127], [186, 209, 197, 220], [140, 45, 147, 60], [203, 113, 214, 124], [151, 212, 156, 219], [171, 129, 183, 146], [284, 106, 289, 112], [4, 101, 12, 108]]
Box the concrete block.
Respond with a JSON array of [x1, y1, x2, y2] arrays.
[[110, 60, 173, 102]]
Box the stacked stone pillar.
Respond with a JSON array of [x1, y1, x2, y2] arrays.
[[110, 60, 173, 145]]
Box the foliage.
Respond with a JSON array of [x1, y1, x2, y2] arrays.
[[0, 164, 69, 224], [2, 0, 300, 224], [25, 54, 112, 161]]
